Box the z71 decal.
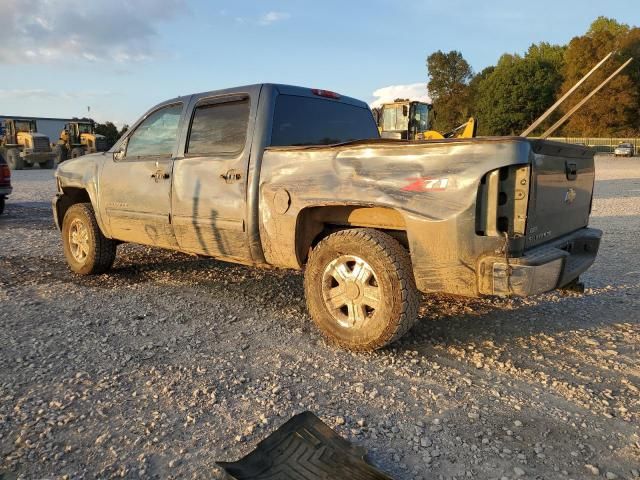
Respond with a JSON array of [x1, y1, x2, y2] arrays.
[[401, 177, 449, 192]]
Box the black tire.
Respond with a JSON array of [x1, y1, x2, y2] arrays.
[[6, 149, 24, 170], [54, 145, 66, 165], [304, 228, 420, 351], [62, 203, 117, 275], [40, 158, 55, 169], [71, 147, 84, 159], [0, 197, 5, 215]]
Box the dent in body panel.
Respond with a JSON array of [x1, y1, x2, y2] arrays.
[[55, 153, 109, 235], [99, 158, 178, 248], [258, 138, 532, 295]]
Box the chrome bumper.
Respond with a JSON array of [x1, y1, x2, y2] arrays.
[[478, 228, 602, 296]]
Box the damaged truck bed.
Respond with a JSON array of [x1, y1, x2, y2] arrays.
[[53, 83, 601, 350]]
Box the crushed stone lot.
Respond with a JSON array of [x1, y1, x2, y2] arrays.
[[1, 155, 639, 480]]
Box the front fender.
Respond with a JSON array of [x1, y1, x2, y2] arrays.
[[54, 153, 109, 235]]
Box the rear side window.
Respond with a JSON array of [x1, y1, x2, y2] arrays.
[[187, 98, 249, 155], [270, 95, 379, 146]]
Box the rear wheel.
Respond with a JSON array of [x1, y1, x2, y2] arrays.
[[6, 149, 24, 170], [304, 228, 420, 351], [62, 203, 117, 275], [0, 197, 5, 215]]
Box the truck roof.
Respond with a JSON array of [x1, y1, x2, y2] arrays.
[[159, 83, 370, 110]]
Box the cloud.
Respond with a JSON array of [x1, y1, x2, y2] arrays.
[[0, 88, 113, 100], [0, 0, 186, 64], [258, 11, 291, 26], [370, 83, 431, 108]]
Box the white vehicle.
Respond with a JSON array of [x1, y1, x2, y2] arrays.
[[614, 142, 634, 157]]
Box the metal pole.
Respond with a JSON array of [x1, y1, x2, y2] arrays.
[[541, 58, 634, 139], [521, 52, 613, 137]]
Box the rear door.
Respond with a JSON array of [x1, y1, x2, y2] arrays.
[[101, 102, 185, 248], [171, 92, 256, 261], [525, 141, 595, 248]]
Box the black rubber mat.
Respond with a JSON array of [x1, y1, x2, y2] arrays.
[[217, 411, 394, 479]]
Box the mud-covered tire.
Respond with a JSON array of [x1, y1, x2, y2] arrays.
[[304, 228, 420, 351], [62, 203, 117, 275], [71, 147, 84, 159], [6, 149, 24, 170]]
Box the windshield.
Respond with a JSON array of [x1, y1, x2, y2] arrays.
[[619, 143, 632, 148], [15, 121, 35, 133], [77, 123, 93, 134], [271, 95, 379, 146], [381, 104, 409, 132], [412, 103, 430, 133]]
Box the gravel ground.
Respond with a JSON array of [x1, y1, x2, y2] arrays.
[[1, 155, 639, 480]]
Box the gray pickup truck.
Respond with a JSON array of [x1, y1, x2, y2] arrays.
[[53, 84, 601, 350]]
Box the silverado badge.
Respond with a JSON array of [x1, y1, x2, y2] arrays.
[[565, 188, 577, 204]]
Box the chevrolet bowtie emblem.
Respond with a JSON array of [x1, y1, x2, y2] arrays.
[[565, 188, 577, 204]]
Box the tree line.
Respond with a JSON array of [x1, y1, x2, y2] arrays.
[[427, 17, 640, 137], [94, 122, 129, 149]]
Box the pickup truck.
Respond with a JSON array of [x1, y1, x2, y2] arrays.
[[0, 155, 11, 214], [52, 84, 602, 351]]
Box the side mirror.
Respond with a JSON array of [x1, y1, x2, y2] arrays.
[[113, 138, 127, 161], [113, 147, 125, 161]]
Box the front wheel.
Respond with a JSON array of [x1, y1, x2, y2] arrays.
[[54, 145, 66, 165], [304, 228, 420, 351], [62, 203, 117, 275], [40, 158, 55, 169], [71, 147, 85, 159]]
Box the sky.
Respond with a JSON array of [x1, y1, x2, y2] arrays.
[[0, 0, 638, 127]]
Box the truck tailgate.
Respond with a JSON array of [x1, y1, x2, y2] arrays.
[[525, 141, 595, 249]]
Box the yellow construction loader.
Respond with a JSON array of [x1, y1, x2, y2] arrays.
[[54, 120, 108, 164], [0, 118, 56, 170], [377, 100, 476, 140]]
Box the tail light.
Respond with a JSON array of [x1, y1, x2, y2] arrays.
[[311, 89, 341, 99], [476, 165, 530, 237], [0, 164, 10, 185]]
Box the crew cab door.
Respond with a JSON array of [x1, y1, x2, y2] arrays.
[[171, 92, 255, 261], [100, 102, 185, 248]]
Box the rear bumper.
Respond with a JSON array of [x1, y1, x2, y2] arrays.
[[478, 228, 602, 296]]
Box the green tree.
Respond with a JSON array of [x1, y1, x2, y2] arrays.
[[525, 42, 566, 72], [95, 121, 125, 149], [474, 54, 563, 135], [426, 50, 473, 132]]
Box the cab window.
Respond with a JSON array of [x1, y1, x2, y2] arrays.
[[186, 98, 249, 155], [126, 104, 182, 157]]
